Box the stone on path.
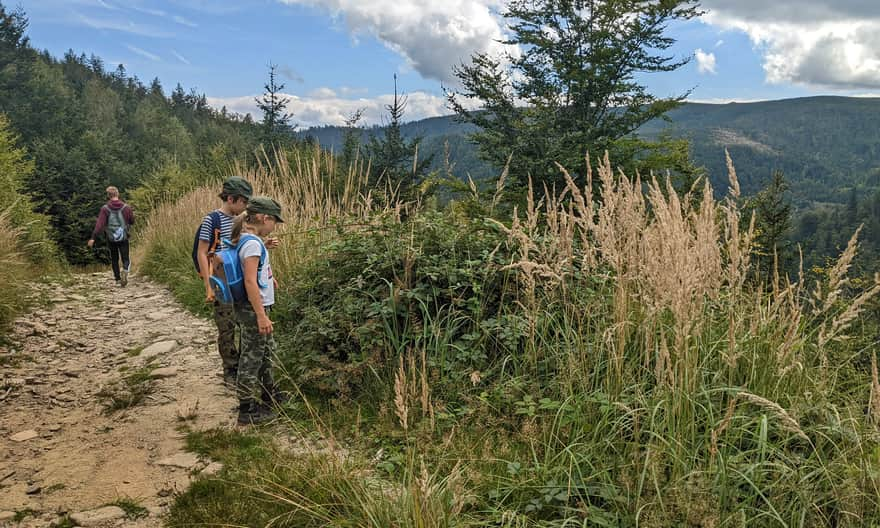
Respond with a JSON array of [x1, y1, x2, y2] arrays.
[[141, 341, 177, 358], [149, 367, 178, 379], [155, 452, 201, 469], [0, 511, 15, 522], [9, 430, 38, 442], [69, 506, 126, 527], [200, 462, 224, 476], [25, 483, 41, 494]]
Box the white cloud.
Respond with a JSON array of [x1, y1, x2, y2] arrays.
[[276, 0, 513, 85], [695, 48, 717, 74], [171, 49, 191, 65], [75, 13, 172, 38], [125, 44, 160, 62], [702, 0, 880, 89], [207, 89, 458, 128], [172, 14, 198, 28]]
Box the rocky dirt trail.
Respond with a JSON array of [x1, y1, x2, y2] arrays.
[[0, 272, 238, 527]]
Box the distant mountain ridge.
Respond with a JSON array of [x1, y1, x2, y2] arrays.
[[301, 96, 880, 205]]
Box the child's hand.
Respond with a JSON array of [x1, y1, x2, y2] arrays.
[[265, 237, 280, 250], [257, 313, 274, 335], [87, 239, 94, 248]]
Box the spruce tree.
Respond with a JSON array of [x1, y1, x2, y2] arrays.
[[366, 75, 431, 194], [255, 63, 294, 147]]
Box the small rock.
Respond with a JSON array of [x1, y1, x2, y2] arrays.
[[155, 452, 201, 469], [200, 462, 224, 476], [146, 312, 170, 321], [70, 506, 126, 527], [149, 367, 178, 379], [68, 294, 87, 302], [10, 429, 39, 442], [141, 341, 177, 358], [146, 506, 165, 517], [0, 511, 15, 522], [26, 483, 41, 494], [47, 424, 62, 432]]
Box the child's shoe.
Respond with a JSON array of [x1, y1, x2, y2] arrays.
[[237, 401, 274, 426]]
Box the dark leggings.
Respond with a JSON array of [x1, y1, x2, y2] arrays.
[[108, 240, 130, 280]]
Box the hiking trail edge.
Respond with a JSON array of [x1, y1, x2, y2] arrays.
[[0, 272, 238, 527]]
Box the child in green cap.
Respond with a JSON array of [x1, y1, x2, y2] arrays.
[[195, 176, 252, 385], [231, 196, 285, 425]]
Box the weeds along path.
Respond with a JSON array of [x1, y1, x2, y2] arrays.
[[0, 272, 237, 527]]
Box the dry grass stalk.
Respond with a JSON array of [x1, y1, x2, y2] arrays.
[[870, 352, 880, 426], [738, 391, 808, 441], [710, 396, 739, 464], [815, 226, 862, 315], [394, 354, 408, 432], [819, 272, 880, 349]]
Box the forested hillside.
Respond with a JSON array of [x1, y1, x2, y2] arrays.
[[0, 6, 262, 264], [305, 97, 880, 273]]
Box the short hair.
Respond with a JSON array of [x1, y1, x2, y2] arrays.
[[106, 186, 119, 199]]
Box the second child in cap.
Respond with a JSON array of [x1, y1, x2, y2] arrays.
[[231, 196, 286, 425]]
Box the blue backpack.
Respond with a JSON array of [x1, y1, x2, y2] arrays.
[[209, 234, 268, 304]]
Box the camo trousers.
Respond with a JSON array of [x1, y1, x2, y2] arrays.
[[234, 304, 275, 404], [213, 301, 239, 371]]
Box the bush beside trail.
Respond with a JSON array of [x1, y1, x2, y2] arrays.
[[139, 151, 880, 526]]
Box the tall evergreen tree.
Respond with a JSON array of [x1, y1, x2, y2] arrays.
[[255, 63, 294, 147], [448, 0, 701, 190], [751, 169, 792, 283], [366, 75, 432, 194]]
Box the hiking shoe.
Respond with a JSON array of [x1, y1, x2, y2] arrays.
[[222, 368, 238, 387], [262, 387, 291, 406], [120, 269, 129, 287], [237, 403, 275, 426]]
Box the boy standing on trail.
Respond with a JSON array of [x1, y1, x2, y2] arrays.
[[195, 176, 252, 385], [232, 196, 284, 425], [88, 186, 134, 287]]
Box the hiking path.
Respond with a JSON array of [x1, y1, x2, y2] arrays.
[[0, 272, 237, 527]]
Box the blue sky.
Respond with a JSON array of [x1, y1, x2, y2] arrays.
[[14, 0, 880, 127]]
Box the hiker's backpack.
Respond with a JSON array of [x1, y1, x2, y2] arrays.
[[209, 234, 268, 304], [104, 205, 129, 242], [192, 211, 222, 273]]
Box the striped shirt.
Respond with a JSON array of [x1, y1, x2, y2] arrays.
[[198, 210, 236, 250]]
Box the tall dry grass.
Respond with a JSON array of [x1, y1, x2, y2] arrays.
[[134, 144, 397, 305]]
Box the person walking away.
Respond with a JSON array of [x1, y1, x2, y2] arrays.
[[87, 186, 134, 286], [194, 176, 252, 385], [232, 197, 284, 425]]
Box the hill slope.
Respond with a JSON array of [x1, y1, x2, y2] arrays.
[[303, 96, 880, 205]]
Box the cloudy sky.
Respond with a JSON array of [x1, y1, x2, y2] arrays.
[[14, 0, 880, 127]]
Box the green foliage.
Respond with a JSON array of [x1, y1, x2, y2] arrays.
[[0, 1, 262, 264], [0, 113, 58, 263], [280, 210, 516, 398], [448, 0, 700, 190]]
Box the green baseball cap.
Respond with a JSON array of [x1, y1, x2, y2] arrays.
[[221, 176, 253, 198], [247, 196, 285, 223]]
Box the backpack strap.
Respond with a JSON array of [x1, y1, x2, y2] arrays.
[[234, 234, 269, 289], [207, 211, 222, 255]]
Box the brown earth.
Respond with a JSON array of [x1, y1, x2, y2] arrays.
[[0, 272, 238, 527]]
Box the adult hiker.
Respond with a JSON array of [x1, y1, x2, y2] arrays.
[[88, 186, 134, 287], [194, 176, 253, 385]]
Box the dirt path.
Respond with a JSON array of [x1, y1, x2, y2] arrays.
[[0, 272, 238, 527]]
